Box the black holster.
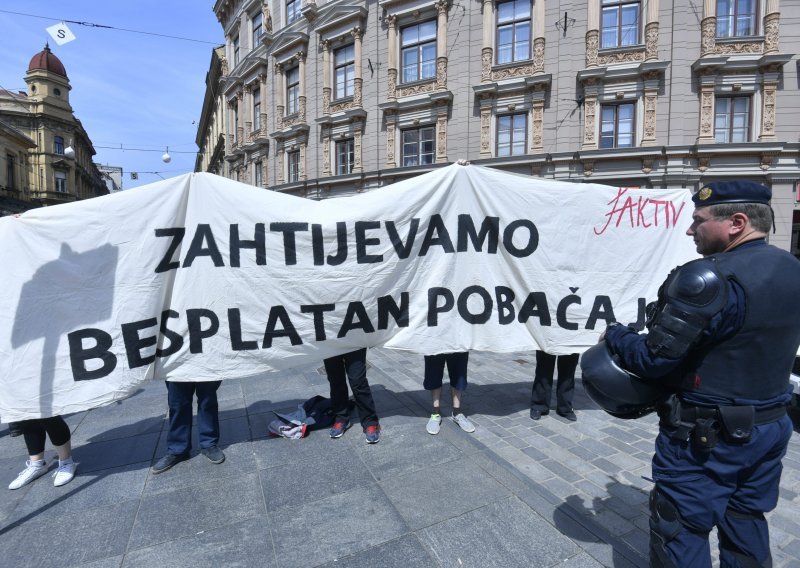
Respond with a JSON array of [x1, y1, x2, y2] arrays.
[[717, 405, 754, 444]]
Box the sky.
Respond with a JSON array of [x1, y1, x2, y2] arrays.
[[0, 1, 224, 189]]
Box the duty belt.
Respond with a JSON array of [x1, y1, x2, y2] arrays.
[[677, 404, 786, 425], [657, 396, 787, 449]]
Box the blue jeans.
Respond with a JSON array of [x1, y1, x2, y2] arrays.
[[166, 381, 222, 456]]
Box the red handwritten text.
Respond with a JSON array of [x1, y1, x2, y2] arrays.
[[594, 188, 686, 236]]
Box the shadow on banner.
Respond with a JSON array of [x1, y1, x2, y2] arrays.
[[11, 243, 118, 417]]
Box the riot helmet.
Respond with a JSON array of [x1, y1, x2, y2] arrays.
[[581, 341, 671, 419]]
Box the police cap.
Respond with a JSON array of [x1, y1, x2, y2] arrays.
[[693, 181, 771, 206]]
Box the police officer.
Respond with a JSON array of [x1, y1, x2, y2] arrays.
[[602, 181, 800, 567]]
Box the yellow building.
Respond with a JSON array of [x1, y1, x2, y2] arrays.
[[0, 44, 107, 214]]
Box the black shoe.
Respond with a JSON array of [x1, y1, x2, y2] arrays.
[[530, 409, 548, 420], [151, 453, 189, 474], [8, 422, 22, 437], [201, 446, 225, 464], [557, 409, 577, 422]]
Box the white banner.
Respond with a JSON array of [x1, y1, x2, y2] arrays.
[[0, 164, 697, 420], [46, 22, 76, 46]]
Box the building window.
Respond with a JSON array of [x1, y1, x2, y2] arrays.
[[335, 139, 355, 175], [497, 113, 527, 156], [601, 0, 640, 49], [253, 87, 261, 131], [401, 21, 437, 83], [54, 135, 64, 155], [496, 0, 531, 65], [334, 45, 355, 99], [287, 150, 300, 182], [6, 154, 15, 189], [252, 12, 263, 46], [254, 161, 263, 187], [600, 103, 636, 148], [402, 126, 435, 167], [55, 170, 67, 193], [287, 0, 301, 24], [233, 35, 240, 66], [714, 96, 750, 143], [286, 66, 300, 115], [233, 106, 239, 142], [716, 0, 757, 38]]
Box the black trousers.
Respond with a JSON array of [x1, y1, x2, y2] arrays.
[[324, 348, 378, 428], [19, 416, 71, 456], [530, 351, 579, 414]]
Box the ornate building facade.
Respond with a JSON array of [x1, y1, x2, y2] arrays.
[[0, 45, 107, 215], [200, 0, 800, 252]]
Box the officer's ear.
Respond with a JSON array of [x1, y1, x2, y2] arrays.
[[728, 212, 749, 234]]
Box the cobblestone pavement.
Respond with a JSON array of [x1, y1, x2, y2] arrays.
[[0, 348, 797, 567]]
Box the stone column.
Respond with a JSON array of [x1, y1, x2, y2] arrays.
[[642, 74, 659, 146], [385, 110, 397, 167], [298, 52, 307, 122], [275, 63, 285, 129], [481, 0, 493, 82], [644, 0, 659, 61], [479, 94, 493, 158], [259, 73, 268, 134], [581, 81, 598, 150], [533, 0, 545, 73], [701, 0, 717, 56], [244, 84, 252, 142], [300, 141, 307, 181], [354, 121, 364, 173], [759, 71, 779, 142], [697, 79, 716, 144], [586, 1, 599, 68], [764, 0, 780, 54], [386, 16, 398, 100], [321, 40, 331, 114], [436, 0, 449, 90], [236, 91, 244, 145], [353, 27, 364, 107], [436, 102, 448, 163], [277, 145, 285, 184], [530, 87, 545, 152], [322, 126, 331, 176]]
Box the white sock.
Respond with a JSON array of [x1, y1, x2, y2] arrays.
[[31, 459, 45, 467], [58, 457, 74, 466]]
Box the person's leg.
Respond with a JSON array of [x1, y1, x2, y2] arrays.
[[717, 417, 791, 567], [9, 419, 49, 489], [43, 416, 77, 486], [424, 354, 446, 434], [445, 352, 469, 414], [531, 351, 556, 417], [166, 381, 196, 456], [446, 352, 475, 432], [344, 349, 378, 427], [324, 354, 351, 425], [555, 353, 579, 419], [195, 381, 222, 449]]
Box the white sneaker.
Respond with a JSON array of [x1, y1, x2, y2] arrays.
[[452, 413, 476, 433], [426, 413, 442, 435], [8, 460, 48, 490], [52, 461, 78, 487]]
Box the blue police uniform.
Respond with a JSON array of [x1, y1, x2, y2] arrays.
[[604, 181, 800, 568]]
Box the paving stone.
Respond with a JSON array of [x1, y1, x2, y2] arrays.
[[128, 472, 266, 550], [270, 484, 408, 567], [315, 534, 437, 568], [122, 517, 274, 568], [419, 497, 580, 568], [380, 457, 510, 530]]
